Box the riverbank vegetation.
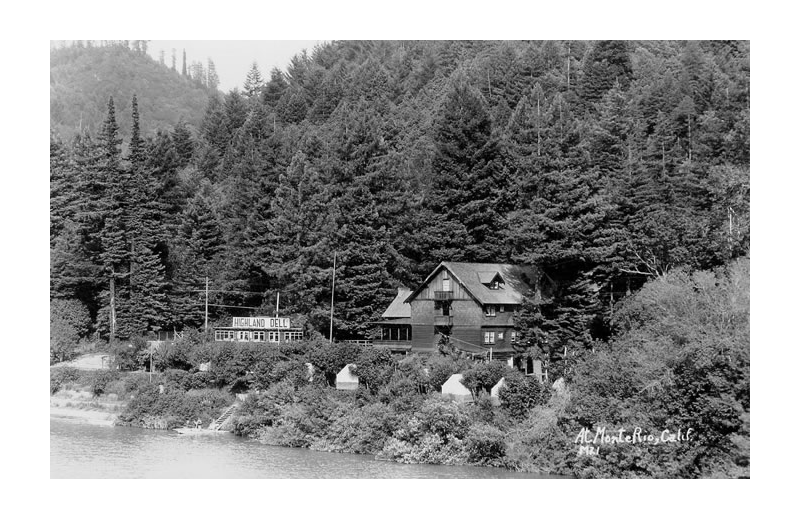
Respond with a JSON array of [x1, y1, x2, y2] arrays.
[[72, 257, 747, 477], [235, 254, 746, 479]]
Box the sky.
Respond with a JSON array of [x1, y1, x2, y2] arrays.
[[146, 40, 325, 92]]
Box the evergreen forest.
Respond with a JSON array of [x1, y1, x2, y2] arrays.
[[50, 40, 750, 372]]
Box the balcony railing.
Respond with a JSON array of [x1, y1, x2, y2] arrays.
[[434, 315, 453, 326], [373, 339, 412, 351], [433, 291, 454, 301], [339, 339, 373, 347]]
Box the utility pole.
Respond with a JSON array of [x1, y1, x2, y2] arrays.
[[276, 291, 282, 346], [204, 277, 209, 334], [109, 275, 116, 343], [329, 252, 336, 344], [610, 281, 614, 326], [566, 41, 571, 91]]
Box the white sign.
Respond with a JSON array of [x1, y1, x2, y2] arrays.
[[231, 316, 291, 329]]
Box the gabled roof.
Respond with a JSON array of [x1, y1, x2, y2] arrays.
[[405, 262, 539, 306], [381, 288, 412, 319]]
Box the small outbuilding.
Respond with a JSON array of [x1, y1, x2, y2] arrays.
[[523, 357, 544, 382], [490, 377, 506, 406], [441, 374, 473, 403], [552, 377, 566, 395], [336, 364, 359, 391]]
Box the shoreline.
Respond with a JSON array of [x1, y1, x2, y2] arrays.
[[50, 389, 121, 427], [50, 406, 117, 426]]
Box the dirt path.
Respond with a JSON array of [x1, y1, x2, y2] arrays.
[[52, 353, 112, 371]]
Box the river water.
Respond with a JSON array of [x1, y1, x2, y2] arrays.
[[51, 418, 558, 479]]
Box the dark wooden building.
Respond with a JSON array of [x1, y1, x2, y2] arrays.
[[373, 288, 413, 353], [377, 262, 546, 360]]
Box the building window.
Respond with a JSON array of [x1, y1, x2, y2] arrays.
[[484, 331, 495, 345], [269, 331, 280, 343], [253, 331, 265, 342], [284, 331, 303, 342], [499, 305, 505, 312], [484, 305, 496, 317], [498, 331, 504, 341], [511, 330, 517, 342]]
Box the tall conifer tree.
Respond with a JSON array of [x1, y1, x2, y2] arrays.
[[243, 62, 264, 100], [424, 81, 508, 263]]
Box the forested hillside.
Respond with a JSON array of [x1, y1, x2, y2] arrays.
[[50, 40, 750, 370], [50, 41, 217, 141]]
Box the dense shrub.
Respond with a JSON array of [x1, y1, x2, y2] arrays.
[[416, 397, 472, 440], [255, 386, 342, 448], [381, 432, 468, 466], [467, 392, 510, 427], [311, 401, 399, 454], [163, 369, 192, 391], [266, 359, 313, 389], [117, 385, 233, 429], [352, 346, 396, 392], [521, 259, 751, 478], [111, 337, 148, 371], [90, 370, 117, 397], [425, 355, 472, 392], [394, 355, 429, 394], [155, 339, 195, 371], [465, 423, 507, 466], [257, 420, 310, 447], [121, 372, 155, 397], [207, 342, 279, 390], [462, 360, 514, 396], [498, 371, 550, 419], [378, 376, 426, 412], [306, 339, 362, 386], [233, 392, 284, 437], [188, 370, 216, 389], [50, 366, 81, 394]]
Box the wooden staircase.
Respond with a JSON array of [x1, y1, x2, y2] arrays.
[[207, 402, 240, 431]]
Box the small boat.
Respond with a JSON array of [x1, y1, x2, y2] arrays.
[[173, 427, 230, 435]]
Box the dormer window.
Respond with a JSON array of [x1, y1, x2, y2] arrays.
[[479, 271, 505, 290]]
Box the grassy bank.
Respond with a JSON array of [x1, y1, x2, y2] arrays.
[[50, 366, 234, 430], [50, 387, 122, 426]]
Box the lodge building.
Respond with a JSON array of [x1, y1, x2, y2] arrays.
[[214, 316, 304, 343], [376, 262, 549, 361]]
